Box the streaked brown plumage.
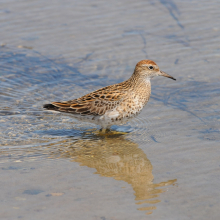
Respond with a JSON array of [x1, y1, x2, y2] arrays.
[[44, 60, 176, 130]]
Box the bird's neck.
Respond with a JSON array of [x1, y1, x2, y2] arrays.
[[127, 72, 151, 90], [123, 72, 151, 105]]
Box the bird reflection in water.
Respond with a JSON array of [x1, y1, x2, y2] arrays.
[[52, 130, 177, 215]]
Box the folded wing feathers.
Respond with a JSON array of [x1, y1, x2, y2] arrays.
[[45, 86, 126, 116]]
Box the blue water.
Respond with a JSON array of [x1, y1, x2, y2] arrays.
[[1, 0, 220, 219]]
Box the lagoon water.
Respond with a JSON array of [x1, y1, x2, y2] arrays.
[[1, 0, 220, 219]]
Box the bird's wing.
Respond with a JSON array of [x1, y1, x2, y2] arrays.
[[44, 84, 126, 116]]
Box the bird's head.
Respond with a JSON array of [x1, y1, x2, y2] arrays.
[[134, 60, 176, 81]]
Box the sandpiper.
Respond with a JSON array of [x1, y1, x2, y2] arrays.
[[44, 60, 176, 131]]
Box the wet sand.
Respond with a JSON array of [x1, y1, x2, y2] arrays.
[[1, 0, 220, 219]]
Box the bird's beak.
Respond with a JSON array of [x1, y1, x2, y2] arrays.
[[159, 70, 176, 80]]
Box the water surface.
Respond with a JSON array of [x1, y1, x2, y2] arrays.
[[1, 0, 220, 219]]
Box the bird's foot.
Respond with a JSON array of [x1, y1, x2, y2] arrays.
[[98, 128, 128, 136], [99, 128, 111, 134]]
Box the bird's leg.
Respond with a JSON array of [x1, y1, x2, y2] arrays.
[[99, 128, 104, 133], [105, 128, 111, 133], [99, 126, 111, 134]]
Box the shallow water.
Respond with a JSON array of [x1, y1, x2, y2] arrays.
[[1, 0, 220, 219]]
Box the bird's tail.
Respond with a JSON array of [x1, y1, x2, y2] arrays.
[[43, 103, 59, 111]]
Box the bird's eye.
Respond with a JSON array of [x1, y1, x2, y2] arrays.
[[148, 66, 154, 70]]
